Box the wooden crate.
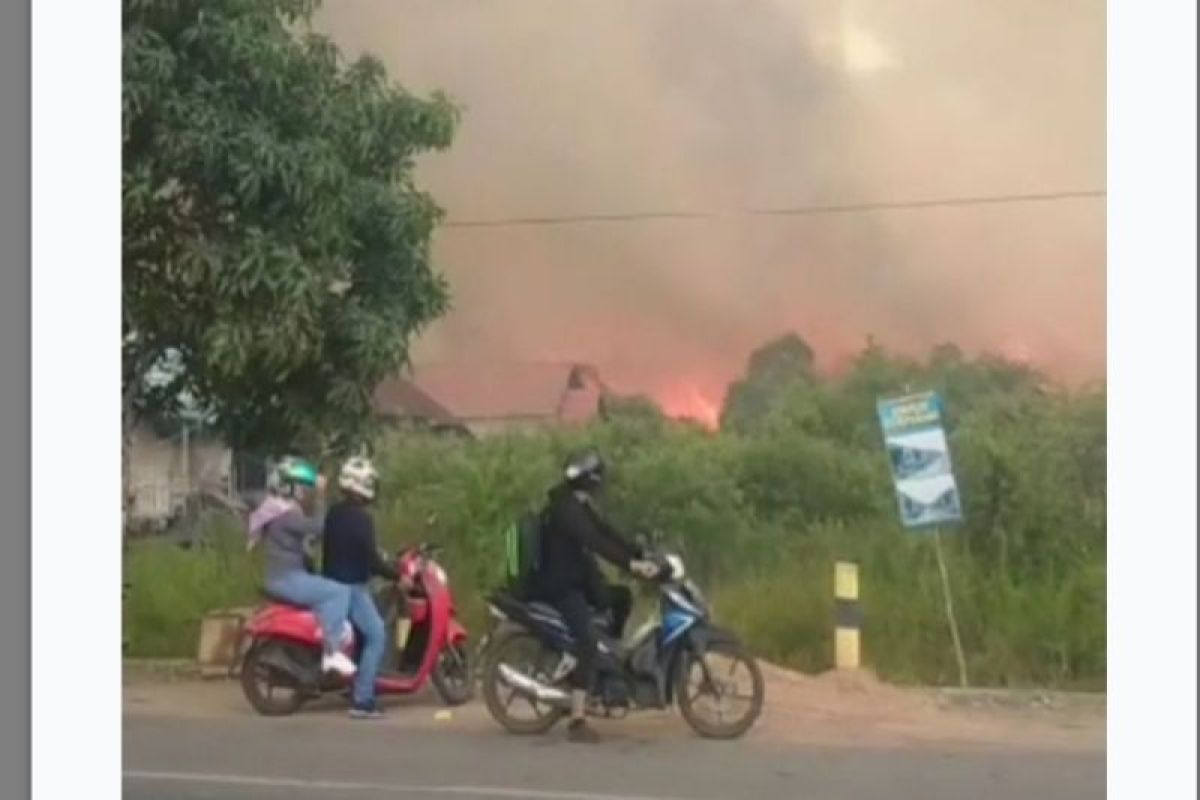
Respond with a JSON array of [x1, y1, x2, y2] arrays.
[[196, 607, 254, 677]]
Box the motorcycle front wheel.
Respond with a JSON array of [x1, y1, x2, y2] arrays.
[[480, 630, 567, 735], [675, 639, 765, 739]]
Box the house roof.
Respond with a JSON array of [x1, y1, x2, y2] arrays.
[[375, 362, 608, 423], [374, 375, 458, 423]]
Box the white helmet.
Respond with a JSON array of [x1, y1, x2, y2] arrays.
[[338, 455, 379, 501]]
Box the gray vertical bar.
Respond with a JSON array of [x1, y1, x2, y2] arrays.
[[0, 1, 31, 797]]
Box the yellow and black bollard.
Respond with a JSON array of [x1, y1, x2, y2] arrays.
[[834, 561, 862, 670]]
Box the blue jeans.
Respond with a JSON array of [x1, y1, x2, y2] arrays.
[[265, 570, 351, 654], [347, 584, 386, 707]]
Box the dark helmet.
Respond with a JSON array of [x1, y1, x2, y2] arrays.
[[563, 449, 606, 493]]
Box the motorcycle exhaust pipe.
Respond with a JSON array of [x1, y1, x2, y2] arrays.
[[258, 645, 305, 676], [253, 641, 320, 691], [496, 664, 570, 706]]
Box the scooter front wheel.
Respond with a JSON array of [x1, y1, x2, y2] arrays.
[[431, 640, 474, 706], [240, 641, 307, 717]]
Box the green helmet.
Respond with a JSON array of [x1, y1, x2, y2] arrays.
[[271, 456, 319, 494]]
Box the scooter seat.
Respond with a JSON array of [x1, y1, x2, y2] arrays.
[[257, 587, 306, 609]]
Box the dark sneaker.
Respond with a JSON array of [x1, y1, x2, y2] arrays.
[[566, 718, 600, 744], [349, 703, 385, 720]]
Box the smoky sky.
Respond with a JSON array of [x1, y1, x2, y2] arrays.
[[316, 0, 1105, 405]]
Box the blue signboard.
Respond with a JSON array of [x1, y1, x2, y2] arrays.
[[877, 392, 963, 529]]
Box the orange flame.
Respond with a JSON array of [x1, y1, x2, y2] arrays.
[[655, 381, 721, 430]]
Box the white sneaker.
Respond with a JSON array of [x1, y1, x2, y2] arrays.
[[322, 651, 357, 677]]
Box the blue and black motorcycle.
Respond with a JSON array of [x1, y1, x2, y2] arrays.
[[479, 552, 765, 739]]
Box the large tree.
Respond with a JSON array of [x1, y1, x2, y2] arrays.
[[720, 333, 818, 432], [122, 0, 459, 458]]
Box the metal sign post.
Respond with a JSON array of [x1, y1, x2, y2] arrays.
[[877, 391, 968, 688], [931, 526, 968, 687]]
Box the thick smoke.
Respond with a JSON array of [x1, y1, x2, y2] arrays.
[[317, 0, 1104, 420]]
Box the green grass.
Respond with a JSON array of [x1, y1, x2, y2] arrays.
[[123, 523, 262, 658], [712, 524, 1105, 689], [123, 515, 1105, 690]]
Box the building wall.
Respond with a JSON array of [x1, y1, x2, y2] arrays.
[[463, 417, 551, 438], [127, 424, 231, 522]]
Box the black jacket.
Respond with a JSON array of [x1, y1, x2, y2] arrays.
[[321, 500, 398, 584], [533, 483, 642, 599]]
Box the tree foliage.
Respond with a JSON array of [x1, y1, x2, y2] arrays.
[[122, 0, 459, 454], [127, 330, 1107, 687], [715, 332, 1103, 582], [720, 333, 818, 433]]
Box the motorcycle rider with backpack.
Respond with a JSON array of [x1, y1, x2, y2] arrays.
[[528, 450, 660, 743]]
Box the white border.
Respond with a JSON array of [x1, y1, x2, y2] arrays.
[[1108, 1, 1197, 798], [26, 2, 1198, 799], [30, 0, 121, 798]]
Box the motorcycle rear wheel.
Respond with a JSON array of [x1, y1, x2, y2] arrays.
[[240, 641, 307, 717], [481, 630, 566, 735], [675, 639, 764, 739]]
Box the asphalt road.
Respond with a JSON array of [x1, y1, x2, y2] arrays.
[[123, 704, 1104, 800]]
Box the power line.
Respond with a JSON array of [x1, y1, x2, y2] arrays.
[[443, 188, 1106, 229]]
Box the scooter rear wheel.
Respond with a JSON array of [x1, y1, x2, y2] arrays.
[[241, 641, 307, 717]]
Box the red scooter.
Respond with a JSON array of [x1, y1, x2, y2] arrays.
[[239, 542, 472, 716]]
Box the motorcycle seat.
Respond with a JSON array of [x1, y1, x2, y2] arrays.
[[526, 601, 561, 618], [525, 600, 612, 628]]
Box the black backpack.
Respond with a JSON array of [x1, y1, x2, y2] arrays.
[[503, 509, 546, 598]]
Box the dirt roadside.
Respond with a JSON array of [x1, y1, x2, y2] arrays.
[[123, 660, 1104, 754], [752, 663, 1104, 752]]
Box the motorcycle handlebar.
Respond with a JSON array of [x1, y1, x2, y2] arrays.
[[644, 551, 686, 583]]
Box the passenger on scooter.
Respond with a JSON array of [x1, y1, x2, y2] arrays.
[[530, 449, 661, 743], [250, 456, 356, 678], [321, 455, 398, 720]]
